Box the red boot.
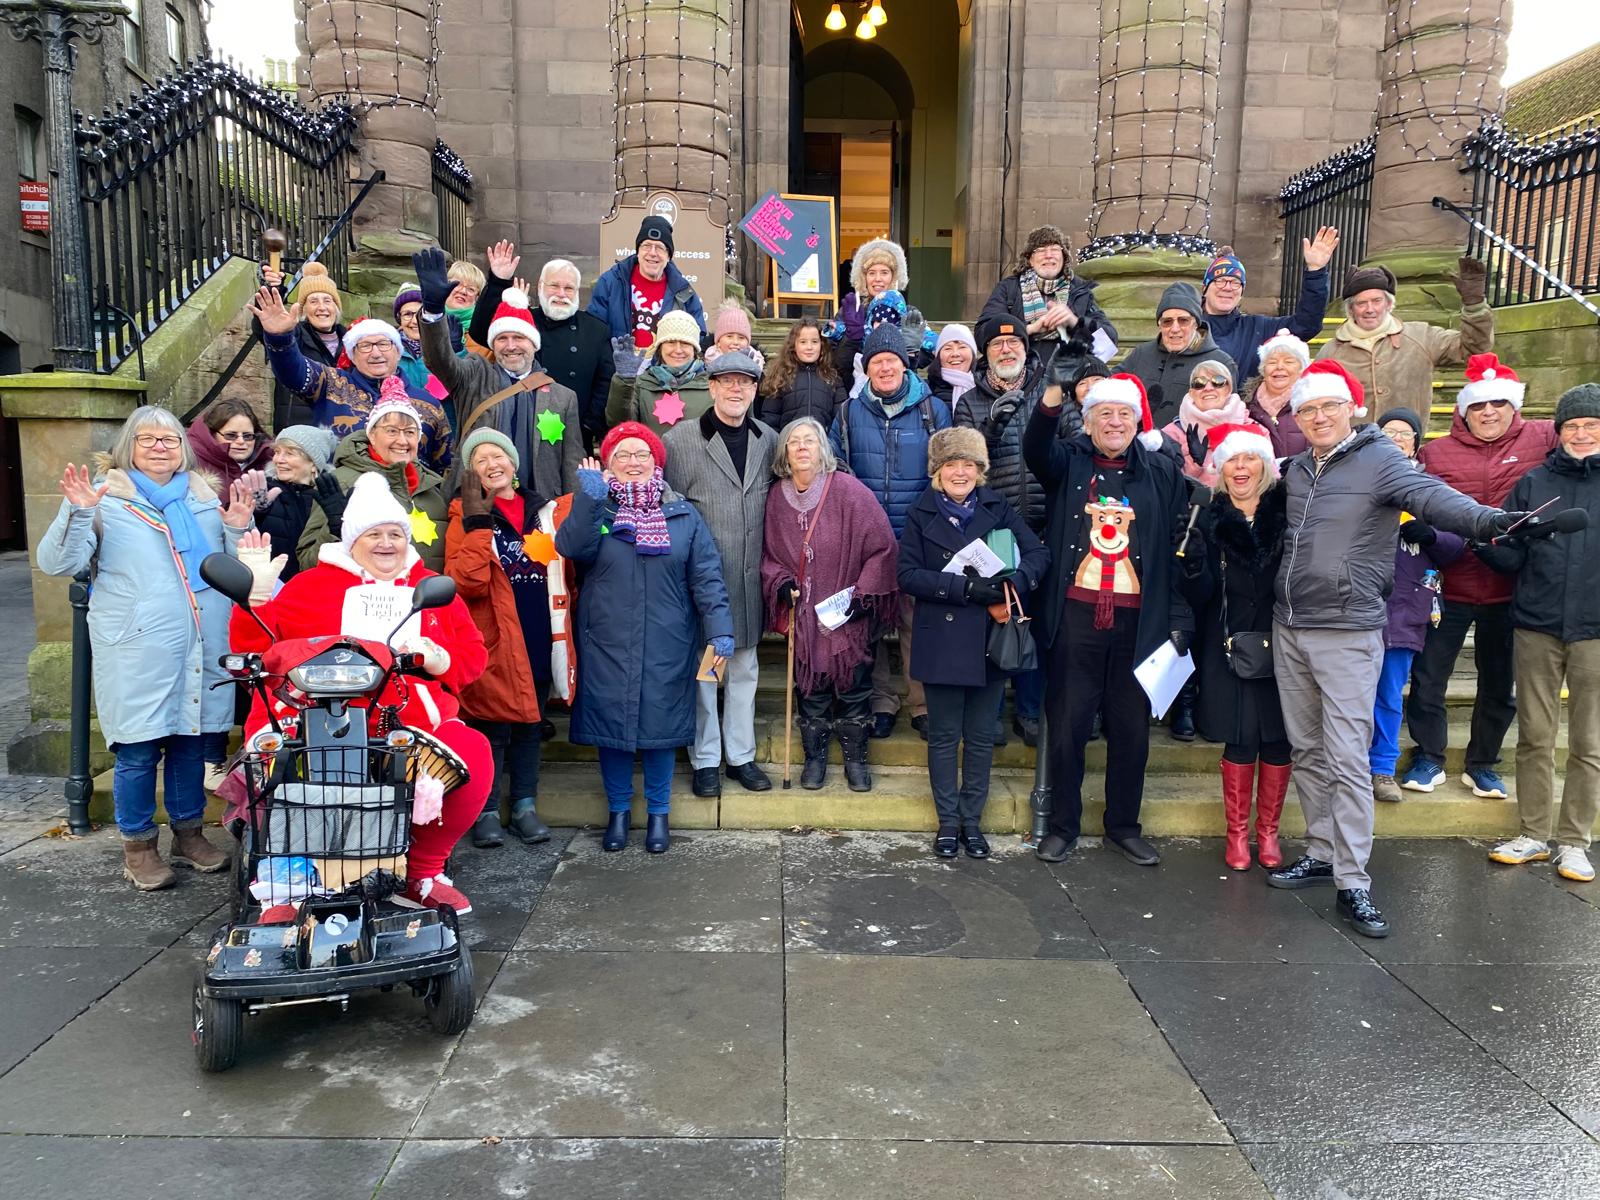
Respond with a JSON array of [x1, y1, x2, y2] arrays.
[[1255, 760, 1292, 869], [1220, 759, 1254, 871]]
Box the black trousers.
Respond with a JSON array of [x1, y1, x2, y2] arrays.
[[1404, 599, 1516, 768], [1045, 605, 1148, 842], [468, 676, 552, 813], [924, 679, 1005, 830], [797, 660, 873, 721]]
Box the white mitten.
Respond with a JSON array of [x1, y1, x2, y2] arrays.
[[235, 542, 287, 605], [400, 636, 451, 677]]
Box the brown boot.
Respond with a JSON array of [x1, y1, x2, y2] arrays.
[[169, 824, 230, 873], [122, 836, 176, 891]]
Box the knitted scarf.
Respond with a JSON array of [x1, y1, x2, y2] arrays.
[[1017, 270, 1063, 340], [1335, 312, 1404, 351], [943, 367, 976, 408], [870, 373, 915, 419], [1085, 545, 1124, 630], [129, 469, 209, 594], [607, 468, 671, 556], [647, 357, 706, 389]]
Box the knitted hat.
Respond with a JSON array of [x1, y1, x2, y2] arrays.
[[1155, 281, 1203, 323], [1290, 359, 1367, 419], [365, 376, 422, 435], [861, 321, 910, 369], [934, 323, 977, 359], [393, 282, 422, 319], [1189, 358, 1235, 388], [272, 424, 335, 473], [1203, 252, 1246, 291], [342, 318, 402, 357], [1017, 224, 1069, 273], [706, 348, 764, 380], [849, 238, 909, 295], [340, 472, 412, 549], [1555, 382, 1600, 430], [653, 309, 702, 351], [865, 289, 907, 329], [1342, 264, 1398, 299], [975, 312, 1029, 356], [461, 426, 520, 474], [1082, 374, 1162, 449], [927, 426, 989, 477], [636, 214, 675, 258], [1068, 356, 1112, 392], [293, 260, 340, 307], [1457, 353, 1525, 413], [1257, 328, 1311, 371], [485, 286, 541, 350], [600, 420, 667, 469], [712, 301, 752, 342], [1377, 407, 1425, 452], [1208, 421, 1279, 480]]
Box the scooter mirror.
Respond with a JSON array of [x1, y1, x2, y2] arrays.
[[412, 575, 456, 611], [200, 552, 256, 608]]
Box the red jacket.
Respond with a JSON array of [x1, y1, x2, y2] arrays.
[[229, 544, 487, 734], [1417, 410, 1556, 605]]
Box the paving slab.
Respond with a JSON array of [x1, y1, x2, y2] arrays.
[[0, 815, 62, 856], [786, 954, 1227, 1143], [0, 1134, 400, 1198], [1244, 1142, 1600, 1200], [781, 830, 1103, 959], [515, 831, 781, 953], [0, 945, 154, 1074], [380, 1137, 783, 1199], [1393, 964, 1600, 1135], [446, 826, 575, 952], [0, 946, 503, 1138], [416, 950, 785, 1138], [786, 1140, 1270, 1199], [1052, 839, 1370, 964], [1124, 960, 1585, 1144]]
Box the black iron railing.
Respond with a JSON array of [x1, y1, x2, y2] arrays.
[[1277, 134, 1375, 312], [1459, 117, 1600, 307], [432, 140, 473, 261]]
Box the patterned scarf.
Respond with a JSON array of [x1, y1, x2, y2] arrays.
[[1086, 545, 1125, 630], [1017, 270, 1063, 341], [607, 468, 671, 556], [647, 357, 706, 389]]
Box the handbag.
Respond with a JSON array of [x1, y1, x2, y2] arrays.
[[1219, 550, 1274, 680], [986, 580, 1038, 674]]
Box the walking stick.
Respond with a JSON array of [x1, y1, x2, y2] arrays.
[[783, 599, 796, 789]]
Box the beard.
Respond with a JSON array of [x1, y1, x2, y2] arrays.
[[540, 294, 579, 321], [989, 357, 1025, 383]]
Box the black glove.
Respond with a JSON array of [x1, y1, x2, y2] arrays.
[[1398, 518, 1436, 547], [1184, 423, 1209, 471], [313, 470, 347, 535], [1046, 348, 1081, 391], [780, 581, 800, 605], [412, 246, 454, 314], [1491, 510, 1557, 539], [1180, 542, 1208, 577], [1170, 630, 1191, 656], [965, 577, 1006, 606]]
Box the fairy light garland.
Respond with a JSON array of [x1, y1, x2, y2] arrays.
[[295, 0, 443, 115], [1380, 0, 1508, 163]]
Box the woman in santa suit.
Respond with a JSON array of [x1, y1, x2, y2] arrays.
[[229, 471, 492, 915]]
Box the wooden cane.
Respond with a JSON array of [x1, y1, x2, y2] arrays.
[[263, 228, 286, 276], [782, 600, 796, 789]]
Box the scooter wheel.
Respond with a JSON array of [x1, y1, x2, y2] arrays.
[[192, 979, 244, 1072], [423, 950, 476, 1036]]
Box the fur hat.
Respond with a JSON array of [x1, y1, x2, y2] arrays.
[[365, 376, 422, 436], [393, 282, 422, 319], [713, 300, 752, 342], [1290, 359, 1367, 419], [1342, 264, 1398, 299], [293, 260, 340, 306], [340, 472, 412, 549], [1457, 353, 1525, 413], [849, 238, 909, 296], [600, 420, 667, 470], [461, 427, 520, 474], [975, 312, 1030, 356], [636, 214, 675, 258], [1016, 224, 1071, 274], [1208, 421, 1279, 479], [934, 323, 977, 359], [861, 322, 910, 370], [1257, 328, 1311, 371], [342, 318, 402, 358], [653, 309, 702, 351], [1082, 374, 1164, 450], [272, 424, 335, 473], [1555, 383, 1600, 430], [486, 287, 541, 350], [927, 426, 989, 478], [1203, 251, 1246, 291]]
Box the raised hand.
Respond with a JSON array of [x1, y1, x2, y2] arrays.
[[459, 473, 492, 519], [222, 479, 257, 529], [411, 246, 453, 313], [512, 276, 532, 297], [237, 528, 272, 552], [247, 286, 300, 336], [1452, 255, 1488, 307], [60, 463, 108, 509], [486, 239, 521, 282], [1302, 226, 1341, 272], [239, 468, 280, 511], [260, 263, 285, 289]]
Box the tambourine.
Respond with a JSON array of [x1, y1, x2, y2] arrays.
[[404, 728, 471, 793]]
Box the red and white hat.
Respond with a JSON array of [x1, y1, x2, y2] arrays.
[[1207, 421, 1280, 479], [1290, 359, 1367, 419], [1256, 327, 1311, 371], [1082, 373, 1165, 450], [485, 287, 541, 350], [1457, 353, 1524, 413]]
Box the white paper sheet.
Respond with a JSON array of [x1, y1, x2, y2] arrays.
[[814, 586, 856, 631], [1133, 641, 1195, 719], [1091, 327, 1118, 361], [942, 538, 1007, 578], [340, 582, 420, 646]]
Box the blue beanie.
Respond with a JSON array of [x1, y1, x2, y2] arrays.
[[1204, 253, 1246, 291]]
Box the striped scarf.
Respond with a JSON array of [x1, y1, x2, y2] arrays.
[[607, 469, 671, 556], [1017, 270, 1063, 341]]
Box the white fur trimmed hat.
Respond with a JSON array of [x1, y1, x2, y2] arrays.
[[1257, 328, 1311, 371], [342, 318, 403, 357], [340, 471, 412, 549], [849, 238, 910, 296], [485, 287, 541, 350], [1082, 373, 1165, 450], [1207, 421, 1280, 480], [1457, 353, 1525, 413], [1290, 360, 1368, 419]]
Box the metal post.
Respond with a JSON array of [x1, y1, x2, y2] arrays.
[[1024, 710, 1050, 849], [0, 1, 126, 371], [65, 568, 94, 834]]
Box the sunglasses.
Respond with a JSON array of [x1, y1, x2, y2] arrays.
[[1465, 399, 1511, 414], [1192, 377, 1230, 390], [217, 431, 258, 443]]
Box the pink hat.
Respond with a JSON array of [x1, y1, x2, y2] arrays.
[[713, 303, 752, 342]]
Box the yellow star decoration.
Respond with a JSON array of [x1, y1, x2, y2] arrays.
[[409, 506, 439, 546], [522, 529, 557, 565]]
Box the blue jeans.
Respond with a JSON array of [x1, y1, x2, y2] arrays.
[[111, 735, 206, 839], [1370, 647, 1416, 776], [596, 746, 676, 814], [997, 667, 1044, 722]]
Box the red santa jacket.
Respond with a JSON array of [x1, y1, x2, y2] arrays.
[[229, 543, 487, 735], [1417, 409, 1556, 606]]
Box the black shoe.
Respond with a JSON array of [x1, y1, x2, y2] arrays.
[[602, 810, 629, 852], [934, 829, 959, 859], [726, 761, 772, 791], [1108, 833, 1160, 866], [1035, 833, 1074, 863], [539, 718, 556, 742], [1266, 854, 1335, 889], [470, 811, 504, 849], [798, 718, 830, 790], [961, 828, 991, 859], [1169, 706, 1196, 742], [692, 766, 722, 797], [870, 712, 896, 739], [645, 812, 670, 854], [1013, 715, 1039, 748], [507, 799, 551, 844], [911, 714, 930, 740], [992, 719, 1007, 748], [1337, 888, 1390, 938]]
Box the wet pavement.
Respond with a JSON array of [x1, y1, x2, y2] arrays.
[[1, 823, 1598, 1198]]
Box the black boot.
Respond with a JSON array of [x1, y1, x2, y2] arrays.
[[602, 810, 629, 852], [645, 812, 671, 853], [1169, 679, 1197, 742], [471, 810, 504, 848], [836, 718, 872, 792], [798, 719, 831, 790]]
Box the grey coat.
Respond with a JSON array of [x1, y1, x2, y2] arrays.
[[1119, 328, 1238, 428], [663, 410, 777, 647], [1275, 424, 1504, 632]]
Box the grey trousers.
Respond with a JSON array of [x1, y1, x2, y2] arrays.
[[1514, 631, 1600, 848], [692, 645, 760, 770], [1273, 622, 1385, 890]]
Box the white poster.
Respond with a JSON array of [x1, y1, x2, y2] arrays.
[[340, 583, 419, 646]]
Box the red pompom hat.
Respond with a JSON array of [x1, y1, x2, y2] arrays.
[[1457, 353, 1525, 414], [599, 420, 667, 470], [1290, 359, 1367, 419]]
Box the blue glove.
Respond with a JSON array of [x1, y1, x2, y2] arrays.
[[612, 335, 647, 379], [576, 468, 608, 501], [709, 635, 735, 659], [411, 247, 453, 314]]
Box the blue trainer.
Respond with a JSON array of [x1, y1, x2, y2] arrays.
[[1462, 767, 1508, 799], [1400, 755, 1445, 793]]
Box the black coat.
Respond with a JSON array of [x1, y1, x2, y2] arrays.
[[954, 356, 1082, 535], [1179, 487, 1289, 747], [760, 362, 847, 430], [896, 486, 1051, 687], [270, 320, 344, 431], [256, 473, 346, 582], [980, 274, 1118, 371]]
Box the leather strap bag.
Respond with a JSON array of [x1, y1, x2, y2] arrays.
[[1220, 549, 1273, 680], [985, 580, 1038, 674], [458, 371, 553, 440]]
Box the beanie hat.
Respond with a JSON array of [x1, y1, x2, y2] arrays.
[[485, 286, 541, 350], [1342, 264, 1398, 299], [975, 312, 1030, 356], [636, 215, 675, 258], [365, 376, 423, 436], [1555, 382, 1600, 430], [849, 238, 909, 295], [1257, 328, 1311, 371], [461, 427, 520, 474], [1457, 353, 1525, 413], [712, 301, 752, 342], [865, 289, 907, 329], [340, 472, 412, 550], [293, 260, 340, 307], [934, 323, 977, 360], [927, 426, 989, 478], [1377, 407, 1425, 452], [1068, 356, 1112, 392], [600, 420, 667, 470], [1203, 252, 1246, 291], [272, 424, 335, 473], [1017, 224, 1070, 274], [1082, 373, 1164, 450], [1208, 421, 1279, 480], [1290, 359, 1367, 419], [1155, 281, 1203, 323], [342, 318, 403, 358], [861, 321, 910, 370], [393, 282, 422, 319], [653, 309, 702, 352]]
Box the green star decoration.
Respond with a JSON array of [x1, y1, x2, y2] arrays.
[[536, 408, 566, 445]]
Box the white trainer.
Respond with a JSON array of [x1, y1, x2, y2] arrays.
[[1487, 836, 1550, 865], [1553, 845, 1596, 883]]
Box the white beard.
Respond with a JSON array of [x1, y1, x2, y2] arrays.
[[990, 359, 1025, 383], [540, 295, 579, 321]]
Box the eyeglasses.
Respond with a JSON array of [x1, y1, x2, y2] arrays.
[[216, 431, 258, 443], [371, 423, 419, 441], [1384, 429, 1417, 444], [610, 450, 656, 464], [1208, 278, 1242, 288], [1465, 399, 1511, 414], [1295, 401, 1349, 420], [714, 377, 758, 390], [1562, 419, 1600, 436], [1191, 377, 1230, 390], [355, 340, 396, 355], [1158, 316, 1196, 328], [134, 434, 182, 449]]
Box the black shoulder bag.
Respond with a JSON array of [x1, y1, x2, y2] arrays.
[[1220, 549, 1274, 680]]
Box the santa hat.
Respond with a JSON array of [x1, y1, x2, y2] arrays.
[[1457, 353, 1525, 413], [1082, 373, 1164, 450], [365, 375, 422, 435], [342, 318, 403, 358], [599, 420, 667, 470], [1207, 421, 1280, 480], [340, 472, 412, 549], [485, 287, 541, 350], [1256, 328, 1311, 371], [1290, 360, 1367, 419]]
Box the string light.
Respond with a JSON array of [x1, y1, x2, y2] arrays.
[[1380, 0, 1507, 163], [296, 0, 443, 115]]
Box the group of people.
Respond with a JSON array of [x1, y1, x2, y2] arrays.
[[43, 216, 1599, 942]]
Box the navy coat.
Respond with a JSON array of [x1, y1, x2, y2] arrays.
[[897, 486, 1050, 687], [586, 256, 708, 343], [829, 375, 952, 536], [554, 484, 733, 751]]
